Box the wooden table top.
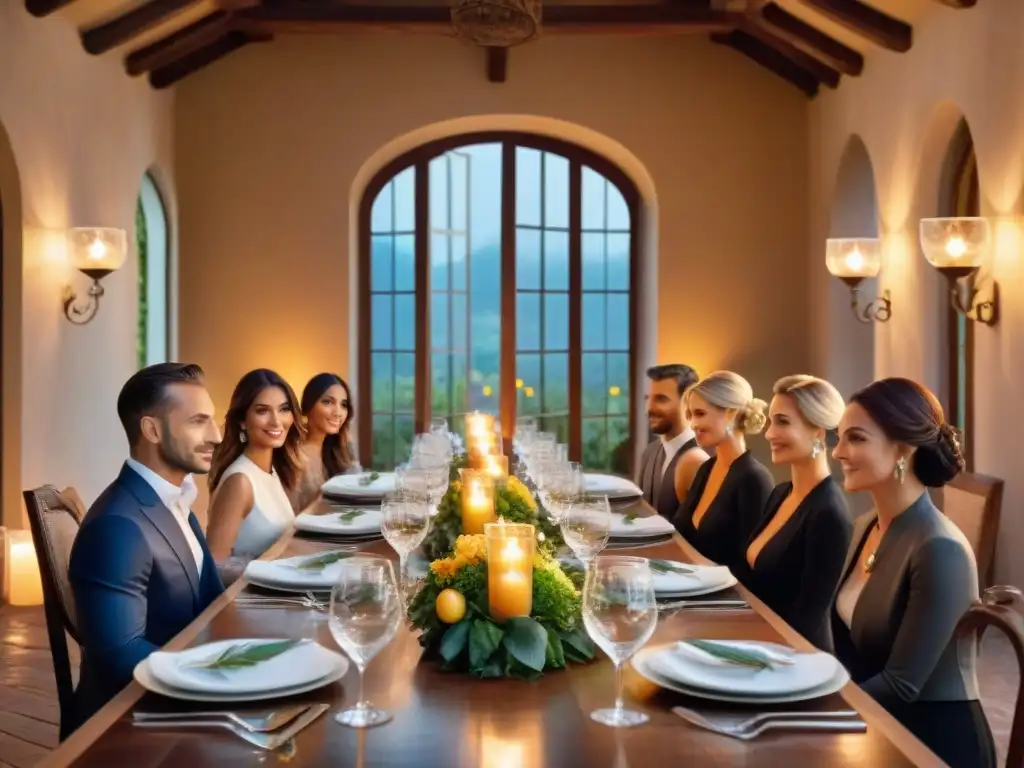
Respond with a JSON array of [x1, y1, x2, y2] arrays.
[[41, 499, 945, 767]]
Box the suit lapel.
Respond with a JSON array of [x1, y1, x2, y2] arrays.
[[840, 511, 876, 586], [119, 464, 202, 602], [639, 443, 657, 502]]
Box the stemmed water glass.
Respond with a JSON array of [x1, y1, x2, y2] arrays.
[[582, 556, 658, 728], [328, 555, 403, 728], [561, 494, 611, 569], [380, 491, 432, 598], [539, 462, 584, 523]]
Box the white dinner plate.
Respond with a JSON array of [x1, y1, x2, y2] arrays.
[[584, 473, 643, 499], [637, 640, 845, 696], [295, 508, 383, 536], [321, 472, 395, 498], [244, 550, 370, 592], [632, 645, 850, 704], [609, 513, 675, 538], [649, 561, 738, 597], [137, 642, 348, 702]]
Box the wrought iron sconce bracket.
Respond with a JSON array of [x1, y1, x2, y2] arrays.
[[839, 276, 891, 324], [940, 267, 998, 326], [62, 274, 107, 325]]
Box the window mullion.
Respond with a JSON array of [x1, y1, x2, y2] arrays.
[[499, 140, 517, 449], [568, 159, 582, 463]]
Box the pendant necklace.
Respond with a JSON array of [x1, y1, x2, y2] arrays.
[[864, 520, 881, 573]]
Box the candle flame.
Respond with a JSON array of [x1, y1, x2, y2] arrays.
[[845, 247, 864, 272], [88, 238, 107, 261], [946, 235, 967, 259]]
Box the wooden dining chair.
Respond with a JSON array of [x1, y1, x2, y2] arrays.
[[939, 472, 1003, 589], [22, 485, 85, 741]]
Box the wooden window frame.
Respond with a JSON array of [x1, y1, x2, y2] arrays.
[[357, 131, 641, 472]]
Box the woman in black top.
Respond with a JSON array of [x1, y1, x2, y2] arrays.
[[673, 371, 774, 572], [738, 375, 852, 652]]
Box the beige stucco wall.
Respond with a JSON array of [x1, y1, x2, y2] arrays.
[[0, 3, 176, 527], [174, 33, 812, 515], [809, 2, 1024, 583]]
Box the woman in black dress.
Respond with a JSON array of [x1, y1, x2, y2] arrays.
[[672, 370, 773, 572], [831, 378, 994, 768], [738, 375, 852, 652]]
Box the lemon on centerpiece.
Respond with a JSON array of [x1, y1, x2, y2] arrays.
[[436, 588, 467, 624]]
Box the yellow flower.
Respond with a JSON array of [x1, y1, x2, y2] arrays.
[[504, 476, 537, 511], [533, 553, 580, 597], [454, 534, 487, 565], [429, 558, 460, 582]]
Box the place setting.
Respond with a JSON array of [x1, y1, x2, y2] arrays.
[[294, 503, 385, 544], [320, 470, 396, 505], [606, 507, 676, 549]]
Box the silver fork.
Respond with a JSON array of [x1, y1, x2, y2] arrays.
[[132, 703, 310, 732], [235, 594, 327, 611], [672, 706, 866, 741], [657, 599, 750, 612], [133, 702, 329, 750]]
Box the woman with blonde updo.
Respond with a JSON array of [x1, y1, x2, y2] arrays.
[[672, 371, 774, 571], [738, 375, 852, 651]]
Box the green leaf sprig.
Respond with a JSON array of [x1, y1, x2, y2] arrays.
[[292, 550, 355, 571], [682, 639, 793, 670], [185, 639, 303, 670], [622, 513, 638, 525], [358, 471, 380, 487], [337, 508, 367, 524], [648, 559, 695, 575]]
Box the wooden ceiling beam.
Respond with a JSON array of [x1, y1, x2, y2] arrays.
[[83, 0, 201, 55], [235, 5, 741, 36], [149, 29, 266, 89], [25, 0, 79, 16], [125, 11, 232, 76], [760, 3, 863, 76], [487, 47, 508, 84], [712, 30, 820, 98], [795, 0, 911, 52], [740, 22, 840, 88]]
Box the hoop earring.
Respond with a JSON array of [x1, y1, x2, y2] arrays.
[[894, 456, 906, 484], [810, 438, 823, 459]]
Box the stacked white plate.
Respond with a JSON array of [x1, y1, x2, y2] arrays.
[[609, 513, 675, 539], [295, 507, 383, 537], [134, 638, 348, 703], [321, 472, 395, 500], [245, 549, 362, 593], [584, 473, 643, 501], [647, 560, 738, 598], [633, 639, 850, 704]]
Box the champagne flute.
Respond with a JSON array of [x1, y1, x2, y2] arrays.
[[561, 495, 611, 569], [381, 491, 431, 599], [328, 555, 402, 728], [582, 556, 658, 728]]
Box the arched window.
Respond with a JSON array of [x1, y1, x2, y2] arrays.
[[137, 172, 170, 368], [939, 120, 978, 470], [358, 133, 640, 472]]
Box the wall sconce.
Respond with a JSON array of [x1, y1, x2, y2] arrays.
[[825, 238, 891, 323], [63, 227, 127, 325], [919, 217, 998, 326]]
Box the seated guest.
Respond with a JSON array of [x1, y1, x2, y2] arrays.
[[831, 378, 994, 768], [289, 372, 358, 511], [739, 375, 851, 651], [636, 363, 709, 516], [673, 371, 774, 571], [206, 369, 303, 562], [68, 363, 224, 727]]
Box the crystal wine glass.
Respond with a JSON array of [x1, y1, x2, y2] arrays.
[[561, 494, 611, 569], [582, 556, 658, 728], [380, 491, 431, 600], [328, 555, 402, 728]]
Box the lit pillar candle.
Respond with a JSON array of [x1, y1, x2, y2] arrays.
[[482, 453, 508, 481], [5, 530, 44, 607], [486, 522, 534, 621], [461, 471, 496, 535]]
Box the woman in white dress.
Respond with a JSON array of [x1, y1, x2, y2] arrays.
[[206, 369, 304, 565]]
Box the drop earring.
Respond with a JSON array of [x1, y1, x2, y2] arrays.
[[894, 456, 906, 484], [239, 428, 247, 444], [811, 438, 823, 459], [724, 424, 733, 437]]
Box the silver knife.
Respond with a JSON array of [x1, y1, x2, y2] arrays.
[[267, 703, 330, 750]]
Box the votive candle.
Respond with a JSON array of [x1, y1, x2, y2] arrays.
[[485, 522, 535, 621]]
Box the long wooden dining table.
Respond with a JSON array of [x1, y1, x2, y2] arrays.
[[40, 498, 945, 767]]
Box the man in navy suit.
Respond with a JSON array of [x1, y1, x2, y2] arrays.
[[69, 363, 225, 728]]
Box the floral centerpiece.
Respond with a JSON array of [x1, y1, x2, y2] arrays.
[[407, 531, 595, 680]]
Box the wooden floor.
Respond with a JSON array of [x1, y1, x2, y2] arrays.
[[0, 604, 1017, 766]]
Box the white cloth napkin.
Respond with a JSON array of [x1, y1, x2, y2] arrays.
[[584, 473, 643, 498], [651, 563, 731, 593], [610, 513, 674, 536], [244, 549, 355, 589], [322, 472, 395, 498], [295, 508, 382, 535], [671, 640, 794, 668], [147, 638, 336, 694]]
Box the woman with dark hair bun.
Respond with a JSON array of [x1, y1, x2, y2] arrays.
[[830, 377, 993, 768], [289, 373, 359, 511]]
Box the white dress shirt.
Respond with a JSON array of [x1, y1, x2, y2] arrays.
[[660, 427, 696, 480], [126, 458, 204, 574]]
